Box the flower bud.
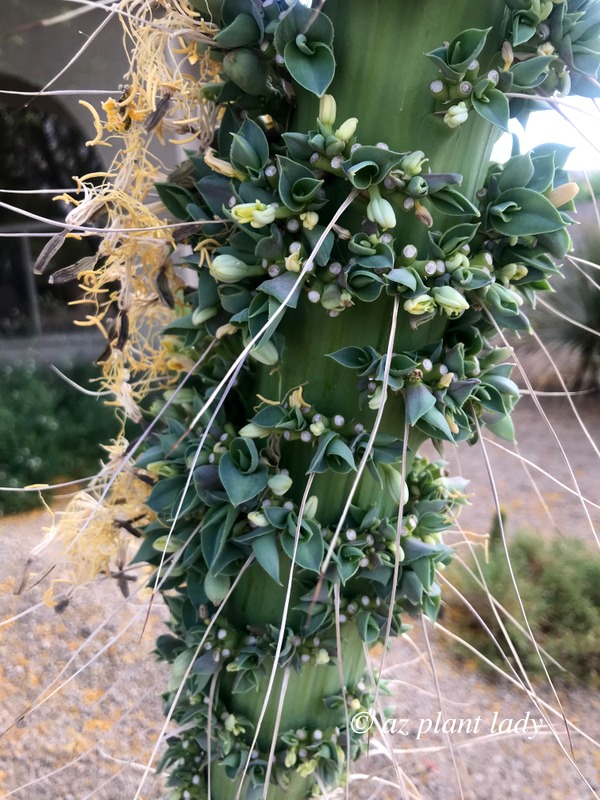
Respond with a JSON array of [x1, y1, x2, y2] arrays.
[[153, 535, 182, 553], [546, 182, 579, 209], [192, 305, 219, 325], [405, 176, 429, 198], [248, 511, 268, 527], [494, 263, 518, 284], [204, 147, 245, 180], [381, 464, 409, 507], [432, 285, 470, 317], [366, 196, 397, 230], [320, 283, 344, 311], [209, 254, 263, 283], [268, 473, 293, 496], [163, 388, 195, 406], [400, 150, 427, 177], [403, 294, 435, 315], [238, 422, 265, 438], [231, 201, 277, 229], [285, 251, 303, 273], [414, 200, 434, 227], [334, 117, 358, 142], [368, 385, 386, 410], [300, 211, 319, 231], [304, 495, 319, 520], [537, 42, 555, 56], [445, 253, 470, 273], [438, 371, 454, 389], [216, 323, 238, 339], [444, 102, 469, 129], [318, 94, 337, 129], [309, 420, 326, 437], [147, 461, 180, 478], [249, 339, 279, 365]]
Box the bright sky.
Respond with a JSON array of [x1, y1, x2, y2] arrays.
[[492, 96, 600, 171]]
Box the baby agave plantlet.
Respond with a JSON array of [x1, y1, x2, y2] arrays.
[[61, 0, 599, 798]]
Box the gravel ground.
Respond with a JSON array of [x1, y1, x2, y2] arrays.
[[0, 395, 599, 800]]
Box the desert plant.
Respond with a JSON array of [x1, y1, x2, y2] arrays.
[[445, 530, 600, 685], [32, 1, 600, 799]]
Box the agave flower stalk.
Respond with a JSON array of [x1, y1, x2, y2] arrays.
[[125, 1, 600, 799]]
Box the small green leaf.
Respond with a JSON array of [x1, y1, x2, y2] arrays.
[[327, 345, 379, 374], [230, 117, 269, 175], [404, 383, 436, 426], [307, 431, 356, 474], [284, 40, 336, 97], [486, 414, 516, 442], [260, 272, 303, 308], [428, 188, 480, 216], [201, 503, 237, 571], [447, 28, 491, 72], [355, 610, 381, 644], [219, 453, 268, 506], [222, 49, 269, 96], [342, 146, 404, 189], [252, 534, 282, 585], [274, 2, 334, 53], [436, 222, 480, 256], [510, 56, 555, 89], [488, 187, 566, 236], [277, 156, 323, 212], [215, 13, 261, 48], [156, 183, 198, 220], [471, 85, 510, 133], [499, 154, 535, 192], [302, 224, 334, 267]]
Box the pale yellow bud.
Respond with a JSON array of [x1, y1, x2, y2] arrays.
[[403, 294, 436, 315], [546, 182, 579, 208], [300, 211, 319, 230], [285, 251, 303, 272], [444, 102, 469, 129], [319, 94, 337, 128], [334, 117, 359, 141], [204, 147, 246, 180]]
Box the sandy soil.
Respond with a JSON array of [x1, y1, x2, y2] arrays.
[[0, 395, 598, 800]]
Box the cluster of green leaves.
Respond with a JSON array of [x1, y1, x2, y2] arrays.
[[137, 3, 591, 798], [136, 397, 462, 796], [503, 0, 600, 96], [329, 340, 520, 444], [427, 3, 600, 132], [194, 0, 336, 122], [446, 530, 600, 684], [136, 385, 462, 616], [0, 360, 120, 516]]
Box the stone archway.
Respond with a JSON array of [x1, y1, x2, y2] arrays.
[[0, 74, 104, 338]]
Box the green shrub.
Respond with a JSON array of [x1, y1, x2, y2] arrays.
[[0, 360, 120, 516], [446, 531, 600, 685]]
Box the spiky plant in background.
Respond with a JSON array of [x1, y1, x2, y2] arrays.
[[36, 1, 600, 798]]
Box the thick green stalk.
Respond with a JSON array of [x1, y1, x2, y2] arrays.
[[139, 2, 599, 799], [296, 0, 506, 196], [255, 0, 507, 519]]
